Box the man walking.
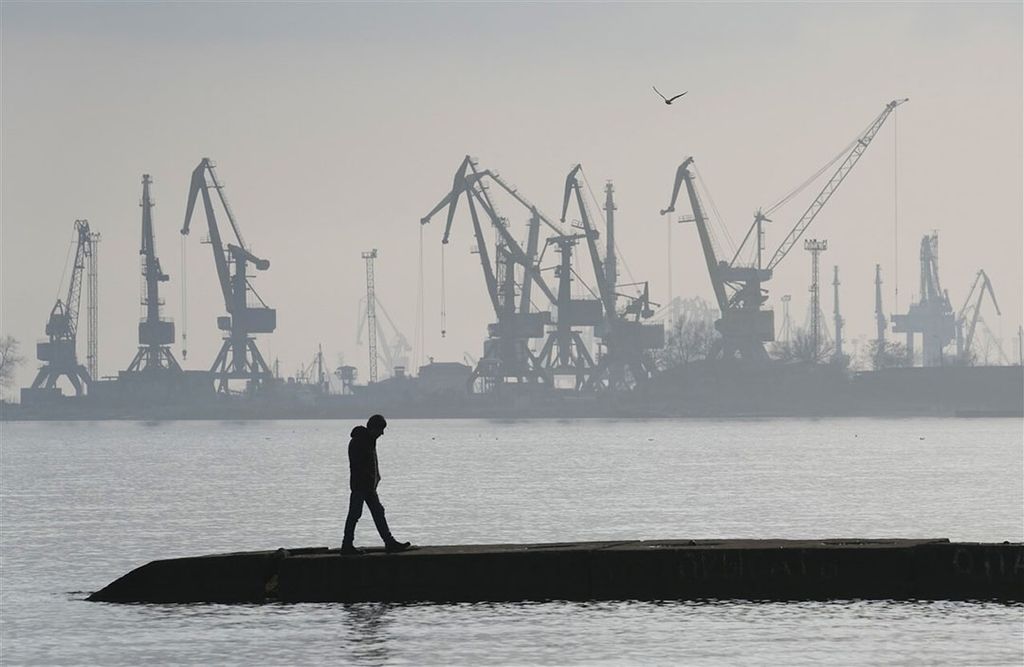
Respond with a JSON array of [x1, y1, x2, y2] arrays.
[[341, 414, 411, 554]]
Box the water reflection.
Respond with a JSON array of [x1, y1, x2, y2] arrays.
[[340, 603, 394, 664]]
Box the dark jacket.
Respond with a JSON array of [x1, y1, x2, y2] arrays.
[[348, 425, 381, 492]]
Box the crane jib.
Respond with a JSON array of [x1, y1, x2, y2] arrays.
[[765, 98, 907, 272]]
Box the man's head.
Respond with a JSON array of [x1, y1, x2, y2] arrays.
[[366, 414, 387, 437]]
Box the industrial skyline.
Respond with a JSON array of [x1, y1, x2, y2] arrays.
[[2, 2, 1021, 391]]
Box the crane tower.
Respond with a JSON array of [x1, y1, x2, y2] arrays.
[[127, 174, 181, 373], [804, 239, 828, 359], [874, 264, 886, 346], [362, 249, 379, 384], [891, 233, 956, 366], [24, 220, 97, 400]]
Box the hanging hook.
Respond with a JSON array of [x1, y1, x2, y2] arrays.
[[440, 243, 447, 338]]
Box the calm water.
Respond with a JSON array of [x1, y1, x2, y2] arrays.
[[1, 417, 1022, 665]]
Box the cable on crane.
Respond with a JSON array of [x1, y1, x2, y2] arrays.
[[439, 243, 447, 338], [55, 236, 76, 302], [569, 269, 601, 302], [763, 137, 858, 217], [693, 167, 735, 259], [613, 238, 637, 286], [180, 234, 188, 360], [415, 224, 425, 369], [893, 105, 900, 311]]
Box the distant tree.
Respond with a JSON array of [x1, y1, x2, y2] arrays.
[[866, 339, 908, 370], [0, 335, 24, 396], [655, 314, 719, 370], [773, 328, 835, 365]]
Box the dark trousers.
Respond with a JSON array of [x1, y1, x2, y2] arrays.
[[343, 489, 394, 546]]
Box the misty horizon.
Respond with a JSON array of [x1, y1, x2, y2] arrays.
[[2, 2, 1021, 391]]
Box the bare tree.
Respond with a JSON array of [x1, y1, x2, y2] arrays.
[[865, 339, 908, 370], [0, 335, 24, 396], [655, 315, 719, 370], [772, 328, 836, 365]]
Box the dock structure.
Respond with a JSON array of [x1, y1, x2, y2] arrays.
[[88, 538, 1022, 604]]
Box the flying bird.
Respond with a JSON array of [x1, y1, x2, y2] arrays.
[[653, 86, 687, 105]]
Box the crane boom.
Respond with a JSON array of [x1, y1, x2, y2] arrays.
[[484, 169, 564, 236], [766, 98, 908, 270], [561, 164, 615, 316], [421, 157, 557, 305], [64, 220, 93, 341]]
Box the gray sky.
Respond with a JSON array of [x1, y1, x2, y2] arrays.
[[2, 2, 1021, 391]]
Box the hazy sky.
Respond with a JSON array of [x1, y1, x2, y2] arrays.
[[2, 2, 1021, 392]]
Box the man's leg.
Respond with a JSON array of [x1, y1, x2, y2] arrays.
[[363, 490, 397, 545], [342, 491, 364, 547]]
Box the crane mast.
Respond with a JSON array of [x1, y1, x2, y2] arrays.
[[874, 264, 886, 346], [127, 174, 181, 373], [182, 158, 275, 393], [603, 181, 618, 311], [833, 265, 843, 360], [362, 250, 379, 384]]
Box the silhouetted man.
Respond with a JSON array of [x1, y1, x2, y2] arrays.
[[341, 414, 411, 554]]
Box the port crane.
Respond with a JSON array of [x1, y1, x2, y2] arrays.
[[127, 174, 181, 373], [422, 156, 559, 389], [661, 98, 908, 360], [560, 164, 662, 390], [955, 270, 1007, 365], [182, 158, 276, 393], [892, 233, 956, 366], [28, 220, 97, 396]]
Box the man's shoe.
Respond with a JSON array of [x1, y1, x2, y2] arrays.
[[385, 541, 412, 553], [340, 544, 364, 555]]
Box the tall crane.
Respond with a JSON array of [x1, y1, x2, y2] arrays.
[[28, 220, 96, 396], [127, 174, 181, 373], [660, 99, 907, 360], [182, 158, 276, 393], [561, 164, 662, 390], [892, 233, 956, 366], [955, 270, 1002, 364], [421, 156, 557, 389]]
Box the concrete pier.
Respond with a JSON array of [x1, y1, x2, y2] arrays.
[[88, 538, 1023, 604]]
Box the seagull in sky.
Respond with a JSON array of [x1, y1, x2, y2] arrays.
[[653, 86, 687, 105]]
